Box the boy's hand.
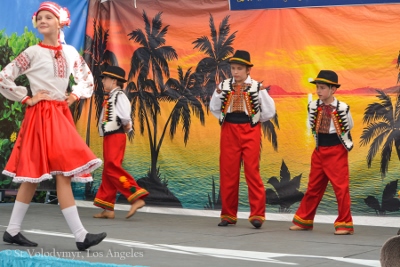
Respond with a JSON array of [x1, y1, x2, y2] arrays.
[[123, 122, 132, 133]]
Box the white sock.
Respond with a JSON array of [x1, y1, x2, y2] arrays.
[[61, 205, 88, 242], [6, 201, 29, 236]]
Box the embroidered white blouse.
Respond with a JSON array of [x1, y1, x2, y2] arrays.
[[0, 44, 93, 102]]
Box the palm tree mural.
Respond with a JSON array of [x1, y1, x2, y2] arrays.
[[359, 90, 400, 178], [126, 12, 205, 207], [82, 19, 118, 128], [261, 114, 279, 151], [81, 19, 118, 200], [364, 180, 400, 215], [127, 11, 178, 94], [163, 66, 205, 144], [192, 14, 237, 107], [265, 160, 304, 213]]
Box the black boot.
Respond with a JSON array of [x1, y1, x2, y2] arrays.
[[3, 231, 38, 247], [218, 220, 236, 227], [218, 220, 229, 226], [397, 229, 400, 235], [76, 232, 107, 251], [250, 219, 262, 229]]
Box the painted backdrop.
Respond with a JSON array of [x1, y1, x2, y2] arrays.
[[77, 0, 400, 217]]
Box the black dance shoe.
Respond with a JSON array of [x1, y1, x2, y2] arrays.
[[3, 231, 38, 247], [76, 232, 107, 251], [218, 220, 236, 227], [218, 220, 229, 226], [397, 228, 400, 235], [250, 219, 262, 229]]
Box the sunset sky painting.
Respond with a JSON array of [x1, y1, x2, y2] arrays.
[[86, 1, 400, 95]]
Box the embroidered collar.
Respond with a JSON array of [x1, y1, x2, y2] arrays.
[[231, 75, 252, 85], [229, 79, 251, 92], [108, 87, 121, 95], [38, 42, 62, 51], [319, 97, 338, 107]]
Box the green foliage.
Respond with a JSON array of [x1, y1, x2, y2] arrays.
[[0, 27, 39, 188], [0, 138, 13, 187], [33, 191, 48, 203], [0, 27, 39, 69]]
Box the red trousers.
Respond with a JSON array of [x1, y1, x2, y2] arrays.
[[292, 144, 354, 232], [219, 122, 265, 224], [94, 133, 148, 211]]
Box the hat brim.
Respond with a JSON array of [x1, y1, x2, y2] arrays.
[[310, 78, 340, 88], [100, 72, 127, 83], [229, 58, 253, 67]]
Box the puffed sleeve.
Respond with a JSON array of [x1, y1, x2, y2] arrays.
[[70, 50, 94, 99], [115, 91, 132, 127], [0, 51, 30, 102], [209, 83, 223, 119], [259, 87, 276, 122], [347, 108, 354, 130]]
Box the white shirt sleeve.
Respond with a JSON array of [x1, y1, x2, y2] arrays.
[[69, 47, 94, 99], [259, 89, 276, 122], [115, 92, 132, 129], [346, 109, 354, 130], [0, 52, 30, 102], [209, 83, 223, 119]]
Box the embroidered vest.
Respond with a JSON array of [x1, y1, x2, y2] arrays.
[[101, 89, 125, 136], [218, 78, 261, 127], [309, 99, 353, 151]]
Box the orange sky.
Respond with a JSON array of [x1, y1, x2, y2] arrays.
[[86, 0, 400, 94]]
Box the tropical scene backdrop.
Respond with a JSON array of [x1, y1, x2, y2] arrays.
[[1, 0, 400, 217]]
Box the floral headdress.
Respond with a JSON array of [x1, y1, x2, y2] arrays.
[[32, 2, 71, 28]]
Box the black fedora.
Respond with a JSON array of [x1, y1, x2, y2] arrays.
[[309, 70, 340, 88], [100, 66, 127, 83], [229, 50, 253, 67]]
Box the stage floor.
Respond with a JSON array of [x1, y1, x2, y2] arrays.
[[0, 202, 396, 267]]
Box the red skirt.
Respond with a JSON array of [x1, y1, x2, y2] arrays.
[[2, 100, 102, 183]]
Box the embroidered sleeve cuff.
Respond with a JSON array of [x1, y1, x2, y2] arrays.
[[121, 119, 132, 126], [21, 96, 31, 104]]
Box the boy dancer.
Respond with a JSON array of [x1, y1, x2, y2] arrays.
[[210, 50, 275, 228], [93, 66, 149, 219], [290, 70, 354, 235]]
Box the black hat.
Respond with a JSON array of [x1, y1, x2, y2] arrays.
[[100, 66, 127, 83], [309, 70, 340, 88], [229, 50, 253, 67]]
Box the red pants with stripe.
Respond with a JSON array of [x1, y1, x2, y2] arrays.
[[219, 122, 265, 223], [94, 133, 148, 211], [292, 144, 354, 232]]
